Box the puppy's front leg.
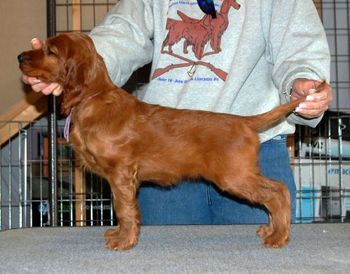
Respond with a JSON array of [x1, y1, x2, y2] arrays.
[[104, 168, 140, 250]]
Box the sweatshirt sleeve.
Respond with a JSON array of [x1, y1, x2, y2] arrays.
[[265, 0, 330, 127], [89, 0, 154, 86]]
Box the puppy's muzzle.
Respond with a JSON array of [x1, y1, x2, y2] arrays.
[[17, 53, 27, 64]]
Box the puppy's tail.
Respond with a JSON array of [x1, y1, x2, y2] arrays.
[[244, 98, 304, 131], [244, 81, 326, 132]]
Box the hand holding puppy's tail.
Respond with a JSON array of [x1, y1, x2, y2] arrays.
[[245, 81, 327, 131]]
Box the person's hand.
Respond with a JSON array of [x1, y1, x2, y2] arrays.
[[291, 78, 333, 119], [21, 38, 63, 96]]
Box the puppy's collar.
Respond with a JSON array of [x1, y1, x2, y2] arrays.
[[63, 91, 104, 142], [64, 108, 74, 142]]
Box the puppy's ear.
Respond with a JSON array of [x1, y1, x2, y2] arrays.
[[63, 33, 99, 83], [60, 60, 86, 115], [64, 59, 84, 86], [65, 57, 99, 88]]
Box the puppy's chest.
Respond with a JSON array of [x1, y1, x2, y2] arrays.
[[70, 124, 98, 166]]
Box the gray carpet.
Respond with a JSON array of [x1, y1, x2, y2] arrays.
[[0, 224, 349, 273]]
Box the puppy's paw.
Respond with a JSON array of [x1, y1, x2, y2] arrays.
[[105, 237, 138, 251], [256, 224, 273, 239], [104, 226, 139, 251], [262, 232, 289, 248], [104, 227, 120, 240]]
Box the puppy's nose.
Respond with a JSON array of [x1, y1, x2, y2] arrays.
[[17, 53, 27, 64]]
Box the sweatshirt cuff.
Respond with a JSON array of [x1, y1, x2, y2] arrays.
[[280, 67, 322, 104], [287, 112, 323, 128]]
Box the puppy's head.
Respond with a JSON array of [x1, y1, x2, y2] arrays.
[[18, 32, 100, 89], [18, 32, 110, 115]]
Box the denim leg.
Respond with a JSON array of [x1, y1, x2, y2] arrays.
[[208, 135, 296, 224], [138, 181, 212, 225], [208, 186, 269, 224]]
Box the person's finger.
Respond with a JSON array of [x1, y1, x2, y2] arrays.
[[305, 91, 328, 102], [42, 83, 63, 96], [295, 106, 329, 118], [40, 83, 55, 95], [31, 82, 50, 93], [21, 74, 31, 85], [291, 79, 321, 98], [31, 38, 44, 50], [24, 76, 42, 86], [295, 97, 330, 118], [52, 84, 63, 96]]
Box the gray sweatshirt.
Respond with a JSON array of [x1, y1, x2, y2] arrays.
[[90, 0, 330, 142]]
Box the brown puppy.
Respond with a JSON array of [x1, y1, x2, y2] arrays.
[[18, 32, 312, 250]]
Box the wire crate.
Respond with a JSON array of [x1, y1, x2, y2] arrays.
[[0, 120, 115, 230]]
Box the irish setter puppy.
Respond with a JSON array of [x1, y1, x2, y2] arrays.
[[18, 32, 310, 250]]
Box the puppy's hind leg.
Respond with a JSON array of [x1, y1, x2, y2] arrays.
[[257, 177, 291, 248], [214, 174, 291, 248], [104, 168, 141, 251]]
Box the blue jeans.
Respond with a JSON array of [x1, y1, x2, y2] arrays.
[[137, 135, 296, 224]]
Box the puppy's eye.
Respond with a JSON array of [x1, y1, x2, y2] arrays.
[[47, 46, 58, 56]]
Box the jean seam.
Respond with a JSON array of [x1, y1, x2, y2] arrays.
[[206, 184, 212, 206]]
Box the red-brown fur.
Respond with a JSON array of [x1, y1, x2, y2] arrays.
[[19, 32, 314, 250]]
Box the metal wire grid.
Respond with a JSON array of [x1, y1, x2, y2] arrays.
[[294, 1, 350, 223], [55, 0, 118, 33], [294, 115, 350, 223], [323, 0, 350, 112], [0, 121, 115, 230], [0, 122, 29, 230]]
